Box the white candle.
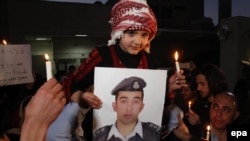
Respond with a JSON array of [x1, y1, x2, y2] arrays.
[[188, 101, 192, 111], [242, 60, 250, 65], [44, 54, 52, 81], [174, 51, 180, 73], [206, 125, 210, 140]]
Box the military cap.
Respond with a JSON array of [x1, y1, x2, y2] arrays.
[[111, 76, 146, 95]]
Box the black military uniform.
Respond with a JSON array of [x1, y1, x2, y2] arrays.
[[94, 122, 161, 141], [94, 76, 161, 141]]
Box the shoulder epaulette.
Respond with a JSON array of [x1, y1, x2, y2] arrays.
[[95, 125, 112, 137], [142, 122, 161, 133]]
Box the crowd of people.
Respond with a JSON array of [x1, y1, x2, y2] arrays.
[[1, 0, 250, 141]]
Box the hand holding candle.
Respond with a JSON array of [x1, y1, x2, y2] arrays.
[[44, 53, 52, 81], [206, 125, 210, 140], [174, 51, 180, 73]]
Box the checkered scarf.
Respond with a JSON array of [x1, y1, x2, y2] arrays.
[[108, 0, 157, 46]]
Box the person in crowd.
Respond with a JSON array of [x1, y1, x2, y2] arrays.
[[184, 64, 228, 133], [161, 68, 184, 141], [50, 0, 187, 141], [55, 70, 67, 83], [68, 65, 76, 75], [3, 95, 32, 141], [20, 78, 66, 141], [174, 69, 198, 113], [21, 71, 46, 97], [233, 65, 250, 124], [0, 70, 45, 141], [94, 76, 161, 141], [173, 91, 240, 141], [174, 69, 203, 137], [46, 84, 94, 141], [0, 84, 23, 134], [209, 92, 240, 141]]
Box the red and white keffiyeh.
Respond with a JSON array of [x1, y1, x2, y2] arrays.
[[108, 0, 157, 46]]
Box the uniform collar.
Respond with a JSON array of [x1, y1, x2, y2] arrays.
[[107, 120, 143, 140]]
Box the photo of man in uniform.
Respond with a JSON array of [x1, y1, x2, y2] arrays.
[[94, 76, 161, 141]]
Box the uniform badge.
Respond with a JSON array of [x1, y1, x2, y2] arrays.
[[132, 81, 140, 89]]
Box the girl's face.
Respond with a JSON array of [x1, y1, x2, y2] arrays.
[[119, 30, 150, 55]]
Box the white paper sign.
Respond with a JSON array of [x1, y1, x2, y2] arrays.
[[93, 67, 167, 135], [0, 44, 33, 86]]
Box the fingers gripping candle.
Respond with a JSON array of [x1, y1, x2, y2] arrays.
[[44, 54, 52, 81]]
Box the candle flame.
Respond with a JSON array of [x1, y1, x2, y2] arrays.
[[188, 101, 192, 105], [44, 54, 49, 61], [207, 125, 210, 131], [174, 51, 179, 61], [3, 40, 7, 45]]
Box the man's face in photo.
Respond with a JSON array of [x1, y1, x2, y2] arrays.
[[113, 91, 144, 125]]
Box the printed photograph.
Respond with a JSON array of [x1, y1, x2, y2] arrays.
[[93, 67, 167, 141]]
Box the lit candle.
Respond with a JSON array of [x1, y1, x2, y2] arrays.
[[242, 60, 250, 65], [44, 53, 52, 81], [174, 51, 180, 73], [206, 125, 210, 140], [188, 101, 192, 111], [2, 39, 7, 45]]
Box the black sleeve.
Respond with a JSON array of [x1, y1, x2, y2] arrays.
[[70, 46, 112, 93], [189, 136, 204, 141]]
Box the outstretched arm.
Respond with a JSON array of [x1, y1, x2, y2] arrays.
[[46, 85, 99, 141]]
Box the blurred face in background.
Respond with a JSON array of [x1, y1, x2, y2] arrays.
[[196, 74, 210, 98], [181, 86, 194, 100]]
